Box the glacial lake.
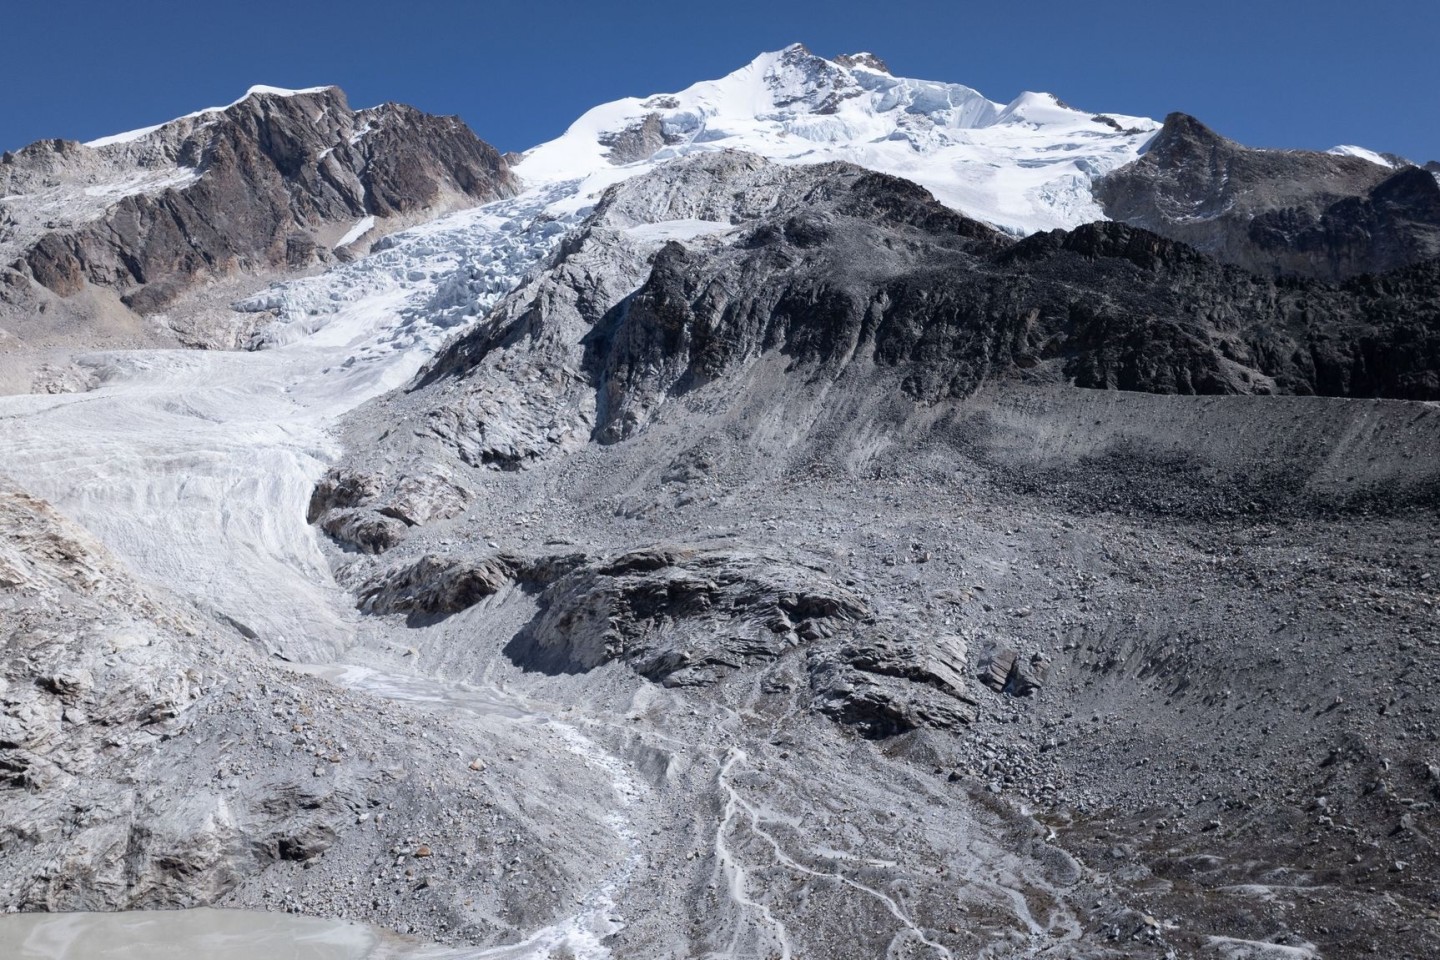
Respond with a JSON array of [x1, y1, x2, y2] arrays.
[[0, 909, 398, 960]]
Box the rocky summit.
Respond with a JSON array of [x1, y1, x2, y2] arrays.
[[1, 44, 1438, 960], [0, 85, 514, 383]]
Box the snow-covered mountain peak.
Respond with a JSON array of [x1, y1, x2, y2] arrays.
[[514, 44, 1161, 234]]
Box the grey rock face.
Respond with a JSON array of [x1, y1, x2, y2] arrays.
[[1097, 112, 1440, 280], [1244, 164, 1440, 278], [585, 162, 1440, 428], [506, 545, 867, 678], [1, 87, 515, 322]]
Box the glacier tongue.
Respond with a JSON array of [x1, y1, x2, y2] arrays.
[[0, 183, 582, 661], [515, 43, 1161, 235]]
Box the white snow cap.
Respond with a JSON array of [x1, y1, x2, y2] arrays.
[[1327, 145, 1395, 168], [85, 85, 339, 148], [515, 43, 1161, 235], [240, 85, 336, 99]]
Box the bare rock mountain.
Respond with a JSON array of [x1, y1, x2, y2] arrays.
[[0, 86, 515, 354], [1097, 112, 1440, 280]]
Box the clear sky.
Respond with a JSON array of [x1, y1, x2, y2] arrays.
[[4, 0, 1438, 161]]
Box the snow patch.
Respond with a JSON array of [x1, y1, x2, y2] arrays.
[[1327, 144, 1394, 167], [335, 215, 376, 249], [85, 124, 169, 149], [242, 84, 334, 99], [81, 168, 199, 199]]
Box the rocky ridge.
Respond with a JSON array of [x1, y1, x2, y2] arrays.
[[1098, 112, 1440, 281], [0, 86, 514, 361]]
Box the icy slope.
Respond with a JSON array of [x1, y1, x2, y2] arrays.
[[0, 185, 578, 659], [516, 43, 1161, 235]]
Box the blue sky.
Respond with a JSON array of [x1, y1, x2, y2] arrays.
[[4, 0, 1438, 161]]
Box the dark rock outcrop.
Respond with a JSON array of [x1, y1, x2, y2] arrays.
[[352, 535, 981, 738], [811, 629, 979, 737], [349, 532, 984, 736], [583, 171, 1440, 440], [356, 552, 585, 622], [505, 545, 867, 681], [308, 466, 472, 554], [364, 541, 981, 737], [977, 645, 1047, 696], [1097, 112, 1440, 280], [599, 113, 685, 165], [810, 663, 978, 738]]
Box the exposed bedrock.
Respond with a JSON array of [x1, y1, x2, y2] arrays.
[[1097, 112, 1440, 281], [1, 86, 515, 319], [351, 542, 982, 738]]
